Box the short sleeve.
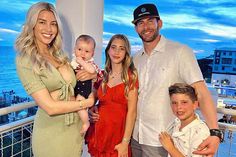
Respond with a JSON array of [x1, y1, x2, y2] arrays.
[[189, 124, 210, 156], [178, 45, 204, 85], [16, 57, 46, 95]]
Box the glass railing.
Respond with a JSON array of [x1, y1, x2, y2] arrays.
[[0, 102, 36, 157], [216, 108, 236, 157], [0, 101, 235, 157], [0, 117, 34, 157]]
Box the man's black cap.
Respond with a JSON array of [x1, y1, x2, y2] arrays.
[[132, 3, 159, 24]]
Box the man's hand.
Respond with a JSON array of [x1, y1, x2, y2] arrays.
[[76, 69, 97, 81], [193, 136, 220, 156], [88, 106, 99, 123]]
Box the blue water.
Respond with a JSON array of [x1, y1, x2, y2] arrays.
[[0, 46, 28, 97]]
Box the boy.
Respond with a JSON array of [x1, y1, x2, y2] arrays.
[[159, 83, 210, 157], [71, 34, 103, 134]]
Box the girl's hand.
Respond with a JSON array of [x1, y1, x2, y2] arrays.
[[88, 106, 99, 123], [114, 142, 129, 157]]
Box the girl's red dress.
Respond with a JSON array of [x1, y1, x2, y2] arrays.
[[86, 80, 138, 157]]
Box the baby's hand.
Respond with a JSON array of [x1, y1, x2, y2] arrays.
[[76, 56, 84, 63]]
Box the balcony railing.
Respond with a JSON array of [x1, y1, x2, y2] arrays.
[[0, 101, 236, 157], [216, 108, 236, 157], [0, 102, 36, 157]]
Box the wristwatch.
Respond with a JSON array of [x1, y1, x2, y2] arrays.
[[210, 129, 224, 142]]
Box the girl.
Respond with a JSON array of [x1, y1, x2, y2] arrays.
[[86, 34, 138, 157]]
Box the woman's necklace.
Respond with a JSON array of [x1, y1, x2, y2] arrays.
[[109, 71, 122, 79]]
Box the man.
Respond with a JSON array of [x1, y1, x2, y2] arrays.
[[131, 3, 221, 157]]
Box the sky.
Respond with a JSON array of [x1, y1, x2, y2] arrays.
[[0, 0, 236, 58]]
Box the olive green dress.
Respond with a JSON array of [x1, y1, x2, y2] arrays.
[[16, 55, 83, 157]]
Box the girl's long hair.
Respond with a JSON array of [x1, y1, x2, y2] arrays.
[[102, 34, 138, 97], [15, 2, 68, 73]]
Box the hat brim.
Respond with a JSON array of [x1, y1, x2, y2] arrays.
[[132, 15, 159, 24]]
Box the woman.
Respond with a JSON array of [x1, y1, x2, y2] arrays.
[[15, 2, 94, 157], [86, 34, 138, 157]]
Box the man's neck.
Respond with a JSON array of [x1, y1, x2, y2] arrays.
[[143, 35, 161, 55]]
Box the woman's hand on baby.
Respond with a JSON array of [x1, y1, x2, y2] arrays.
[[76, 69, 97, 81], [76, 95, 85, 101]]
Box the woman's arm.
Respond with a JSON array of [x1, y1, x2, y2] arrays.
[[31, 88, 94, 116], [76, 69, 97, 81], [114, 87, 138, 156]]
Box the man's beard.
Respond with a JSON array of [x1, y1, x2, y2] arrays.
[[138, 29, 159, 43]]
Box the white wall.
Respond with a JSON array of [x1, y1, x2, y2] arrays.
[[56, 0, 104, 66]]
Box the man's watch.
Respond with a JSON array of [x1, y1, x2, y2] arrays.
[[210, 129, 224, 142]]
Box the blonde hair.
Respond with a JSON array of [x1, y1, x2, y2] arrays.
[[15, 2, 68, 73], [102, 34, 138, 97]]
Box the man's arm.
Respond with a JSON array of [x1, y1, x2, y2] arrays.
[[192, 81, 218, 129], [191, 81, 220, 156]]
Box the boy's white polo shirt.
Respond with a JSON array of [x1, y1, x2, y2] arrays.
[[171, 114, 210, 156]]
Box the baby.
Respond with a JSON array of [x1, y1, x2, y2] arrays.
[[71, 34, 103, 134]]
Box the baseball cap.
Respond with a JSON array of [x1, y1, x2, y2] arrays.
[[132, 3, 159, 24]]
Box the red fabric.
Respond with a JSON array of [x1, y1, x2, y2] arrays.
[[86, 77, 138, 157], [93, 70, 104, 90]]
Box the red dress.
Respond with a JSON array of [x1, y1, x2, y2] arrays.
[[86, 81, 138, 157]]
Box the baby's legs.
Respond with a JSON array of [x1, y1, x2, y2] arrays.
[[77, 109, 90, 135]]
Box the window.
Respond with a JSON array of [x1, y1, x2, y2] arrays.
[[215, 59, 220, 64], [222, 58, 232, 64], [215, 51, 221, 57]]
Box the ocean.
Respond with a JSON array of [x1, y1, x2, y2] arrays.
[[0, 46, 28, 97]]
